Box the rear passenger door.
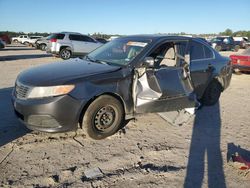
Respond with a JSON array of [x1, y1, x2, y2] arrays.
[[80, 35, 102, 53], [189, 40, 215, 98], [69, 34, 85, 54]]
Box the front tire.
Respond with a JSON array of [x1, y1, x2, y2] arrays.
[[60, 48, 71, 60], [201, 81, 222, 106], [83, 95, 124, 140]]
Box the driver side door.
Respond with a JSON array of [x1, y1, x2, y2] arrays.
[[134, 40, 198, 113]]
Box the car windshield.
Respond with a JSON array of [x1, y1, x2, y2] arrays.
[[211, 38, 223, 42], [242, 48, 250, 55], [86, 38, 151, 66]]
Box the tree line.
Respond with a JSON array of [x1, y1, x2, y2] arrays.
[[1, 29, 250, 39]]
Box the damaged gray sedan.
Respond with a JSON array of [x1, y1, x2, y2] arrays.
[[12, 35, 232, 139]]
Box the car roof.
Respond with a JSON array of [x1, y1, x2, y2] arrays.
[[118, 34, 193, 41], [57, 32, 82, 35]]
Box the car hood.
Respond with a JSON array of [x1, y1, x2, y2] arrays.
[[17, 58, 121, 86]]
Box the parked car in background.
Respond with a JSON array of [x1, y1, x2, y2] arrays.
[[13, 35, 232, 139], [210, 36, 240, 52], [0, 38, 6, 49], [12, 35, 29, 44], [46, 32, 103, 60], [0, 34, 11, 44], [230, 48, 250, 72], [233, 37, 249, 49], [25, 36, 43, 46], [35, 35, 52, 51]]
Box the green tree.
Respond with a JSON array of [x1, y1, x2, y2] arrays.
[[220, 28, 233, 36]]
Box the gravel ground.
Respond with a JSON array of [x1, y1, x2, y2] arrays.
[[0, 45, 249, 188]]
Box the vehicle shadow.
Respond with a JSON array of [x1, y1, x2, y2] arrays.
[[0, 87, 30, 147], [0, 54, 52, 61], [184, 102, 226, 188], [1, 48, 36, 51]]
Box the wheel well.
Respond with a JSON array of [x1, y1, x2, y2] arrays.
[[78, 93, 126, 128], [60, 46, 72, 52]]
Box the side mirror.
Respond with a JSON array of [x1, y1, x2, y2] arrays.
[[143, 57, 154, 68]]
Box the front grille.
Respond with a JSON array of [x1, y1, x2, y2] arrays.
[[15, 81, 31, 99]]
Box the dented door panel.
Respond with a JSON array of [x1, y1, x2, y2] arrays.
[[134, 66, 197, 114]]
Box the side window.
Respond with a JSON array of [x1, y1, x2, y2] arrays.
[[191, 41, 214, 60], [82, 36, 96, 43], [20, 36, 23, 38], [148, 42, 177, 68], [204, 45, 213, 59], [69, 34, 81, 41], [190, 41, 204, 60]]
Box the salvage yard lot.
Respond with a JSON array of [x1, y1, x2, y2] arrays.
[[0, 45, 250, 187]]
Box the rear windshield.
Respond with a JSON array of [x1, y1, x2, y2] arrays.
[[50, 33, 65, 40]]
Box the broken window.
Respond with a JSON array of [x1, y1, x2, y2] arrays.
[[148, 41, 189, 69]]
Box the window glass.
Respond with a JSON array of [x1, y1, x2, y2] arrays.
[[50, 33, 65, 40], [82, 36, 95, 43], [204, 45, 213, 58], [69, 34, 81, 41], [87, 38, 150, 66], [191, 41, 214, 60], [190, 41, 204, 60]]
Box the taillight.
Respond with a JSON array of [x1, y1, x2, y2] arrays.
[[50, 38, 57, 42]]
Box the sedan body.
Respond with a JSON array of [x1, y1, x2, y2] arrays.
[[12, 35, 232, 139], [230, 48, 250, 72]]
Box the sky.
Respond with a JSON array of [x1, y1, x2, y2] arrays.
[[0, 0, 249, 35]]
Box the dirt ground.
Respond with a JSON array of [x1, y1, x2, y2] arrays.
[[0, 45, 249, 188]]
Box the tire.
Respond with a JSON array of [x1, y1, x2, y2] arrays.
[[23, 41, 29, 46], [40, 44, 46, 51], [60, 48, 71, 60], [201, 81, 222, 106], [13, 39, 18, 43], [83, 95, 124, 140], [215, 45, 222, 51]]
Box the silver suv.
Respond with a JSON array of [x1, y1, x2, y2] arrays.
[[46, 32, 103, 60]]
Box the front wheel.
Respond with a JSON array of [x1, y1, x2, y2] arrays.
[[83, 95, 124, 140], [60, 48, 71, 60], [201, 81, 222, 106]]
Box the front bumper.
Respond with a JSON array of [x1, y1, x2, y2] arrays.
[[12, 93, 85, 132]]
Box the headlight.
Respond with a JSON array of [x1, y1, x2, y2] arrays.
[[27, 85, 75, 99]]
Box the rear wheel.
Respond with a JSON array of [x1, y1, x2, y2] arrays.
[[201, 81, 222, 106], [60, 48, 71, 60], [83, 95, 124, 140], [40, 44, 46, 51]]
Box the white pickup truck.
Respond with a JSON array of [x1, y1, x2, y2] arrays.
[[12, 35, 42, 46]]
